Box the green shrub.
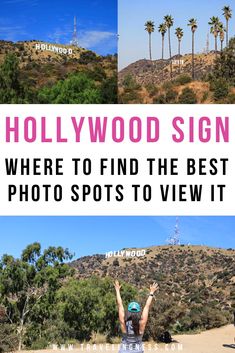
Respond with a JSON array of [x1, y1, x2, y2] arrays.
[[78, 51, 100, 64], [201, 90, 209, 103], [37, 72, 102, 104], [145, 83, 159, 97], [122, 74, 140, 90], [153, 94, 166, 104], [100, 76, 117, 104], [87, 65, 106, 81], [210, 78, 229, 102], [119, 90, 142, 104], [178, 87, 197, 104], [212, 37, 235, 85], [0, 324, 18, 353], [174, 74, 192, 86], [162, 80, 174, 90], [30, 337, 48, 350], [113, 259, 119, 266], [165, 88, 178, 103]]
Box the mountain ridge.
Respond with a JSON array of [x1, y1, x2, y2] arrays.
[[71, 244, 235, 320], [118, 52, 216, 86]]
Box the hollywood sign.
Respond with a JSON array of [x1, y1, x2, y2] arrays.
[[172, 59, 184, 65], [35, 43, 73, 55]]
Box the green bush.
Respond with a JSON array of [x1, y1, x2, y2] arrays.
[[174, 74, 192, 86], [55, 277, 137, 341], [165, 88, 178, 103], [100, 76, 117, 104], [212, 37, 235, 86], [145, 83, 159, 97], [153, 94, 166, 104], [37, 72, 102, 104], [210, 78, 229, 102], [162, 80, 174, 91], [119, 90, 143, 104], [122, 74, 140, 90], [30, 337, 48, 350], [0, 324, 18, 353], [78, 51, 100, 64], [87, 65, 107, 81], [178, 87, 197, 104], [0, 53, 24, 103]]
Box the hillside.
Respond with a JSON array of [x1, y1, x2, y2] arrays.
[[71, 245, 235, 326], [118, 51, 235, 104], [0, 244, 234, 351], [0, 40, 86, 65], [0, 40, 117, 103], [72, 245, 235, 288], [0, 40, 116, 88], [118, 52, 215, 86]]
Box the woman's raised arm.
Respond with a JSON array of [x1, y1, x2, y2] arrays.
[[139, 282, 159, 334], [114, 280, 126, 333]]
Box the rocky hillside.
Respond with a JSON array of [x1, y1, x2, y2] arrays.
[[0, 40, 117, 89], [71, 245, 235, 313], [119, 52, 216, 86], [0, 40, 85, 65]]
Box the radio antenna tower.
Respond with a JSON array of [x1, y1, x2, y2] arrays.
[[166, 217, 180, 245], [72, 16, 79, 47]]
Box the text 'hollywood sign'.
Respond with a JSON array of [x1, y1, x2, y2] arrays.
[[35, 43, 73, 55]]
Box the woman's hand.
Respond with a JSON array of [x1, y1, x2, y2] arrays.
[[149, 282, 159, 294], [114, 280, 122, 291]]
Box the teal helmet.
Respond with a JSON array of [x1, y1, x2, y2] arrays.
[[128, 302, 141, 313]]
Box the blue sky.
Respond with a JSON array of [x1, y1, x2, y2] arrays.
[[118, 0, 235, 69], [0, 217, 234, 259], [0, 0, 117, 55]]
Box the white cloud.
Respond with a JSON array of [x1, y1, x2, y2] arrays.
[[0, 24, 27, 41], [78, 31, 116, 49], [46, 27, 117, 53], [47, 25, 72, 44]]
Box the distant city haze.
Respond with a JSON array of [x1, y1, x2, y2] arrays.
[[118, 0, 235, 70]]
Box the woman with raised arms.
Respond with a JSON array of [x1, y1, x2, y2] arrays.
[[114, 280, 159, 353]]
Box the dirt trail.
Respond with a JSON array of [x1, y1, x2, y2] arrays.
[[17, 325, 235, 353]]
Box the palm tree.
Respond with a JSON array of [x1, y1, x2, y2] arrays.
[[175, 27, 184, 73], [222, 5, 232, 47], [164, 15, 174, 79], [218, 22, 226, 52], [145, 21, 155, 60], [158, 23, 167, 60], [208, 16, 220, 58], [188, 18, 198, 80]]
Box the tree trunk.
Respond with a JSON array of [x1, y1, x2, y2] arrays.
[[215, 36, 217, 59], [17, 295, 29, 351], [162, 35, 164, 80], [192, 32, 195, 80], [18, 336, 22, 351], [168, 28, 172, 79], [149, 33, 152, 60], [178, 40, 181, 74], [221, 40, 223, 53], [226, 19, 229, 47], [18, 320, 24, 351]]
